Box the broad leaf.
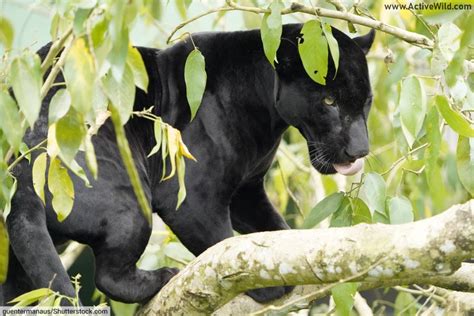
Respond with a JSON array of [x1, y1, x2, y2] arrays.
[[0, 16, 14, 49], [48, 89, 71, 124], [456, 136, 474, 195], [85, 135, 98, 180], [329, 196, 352, 227], [361, 172, 386, 215], [0, 91, 22, 150], [298, 20, 328, 85], [56, 107, 86, 165], [261, 0, 283, 67], [32, 152, 48, 204], [331, 283, 359, 316], [64, 38, 96, 115], [424, 105, 445, 208], [435, 95, 474, 137], [388, 196, 414, 224], [127, 46, 149, 92], [48, 158, 74, 222], [176, 156, 186, 209], [10, 52, 42, 128], [302, 192, 344, 228], [394, 292, 417, 316], [351, 197, 372, 224], [322, 23, 339, 78], [399, 76, 426, 147], [148, 119, 163, 158], [103, 64, 135, 124], [184, 49, 207, 121], [9, 288, 52, 305]]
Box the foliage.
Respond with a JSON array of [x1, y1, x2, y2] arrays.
[[0, 0, 473, 314]]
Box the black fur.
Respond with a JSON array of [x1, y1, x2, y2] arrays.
[[1, 24, 374, 304]]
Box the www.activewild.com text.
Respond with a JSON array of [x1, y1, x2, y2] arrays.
[[384, 2, 472, 10]]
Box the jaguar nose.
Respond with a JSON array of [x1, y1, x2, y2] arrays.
[[344, 149, 369, 161]]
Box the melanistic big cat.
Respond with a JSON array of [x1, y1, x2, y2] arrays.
[[1, 23, 374, 304]]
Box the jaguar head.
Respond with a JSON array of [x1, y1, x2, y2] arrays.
[[274, 25, 375, 175]]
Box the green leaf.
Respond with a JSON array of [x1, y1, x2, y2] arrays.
[[110, 107, 152, 224], [103, 63, 135, 124], [176, 156, 186, 209], [127, 46, 149, 92], [361, 172, 386, 214], [437, 23, 461, 62], [184, 49, 207, 121], [108, 25, 129, 81], [9, 288, 52, 304], [85, 135, 98, 180], [0, 16, 14, 49], [424, 105, 445, 208], [331, 283, 359, 316], [0, 91, 22, 151], [56, 107, 86, 165], [329, 196, 352, 227], [64, 38, 96, 115], [388, 196, 414, 224], [48, 158, 74, 222], [162, 127, 179, 181], [10, 52, 42, 128], [351, 197, 372, 224], [0, 214, 8, 284], [435, 95, 474, 137], [399, 76, 426, 147], [260, 0, 283, 67], [0, 166, 16, 218], [148, 119, 163, 158], [322, 23, 339, 78], [68, 159, 91, 188], [394, 292, 417, 316], [302, 192, 344, 228], [48, 89, 71, 124], [456, 136, 474, 196], [32, 152, 48, 204], [298, 20, 328, 85]]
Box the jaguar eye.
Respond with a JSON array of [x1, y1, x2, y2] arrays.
[[323, 96, 335, 106]]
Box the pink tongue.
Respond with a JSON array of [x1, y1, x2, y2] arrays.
[[333, 159, 364, 176]]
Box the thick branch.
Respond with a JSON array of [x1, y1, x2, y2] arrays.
[[168, 1, 434, 48], [139, 200, 473, 315], [215, 263, 474, 315]]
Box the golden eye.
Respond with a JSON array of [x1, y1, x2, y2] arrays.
[[323, 96, 335, 106]]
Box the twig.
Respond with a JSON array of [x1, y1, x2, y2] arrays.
[[40, 40, 73, 100], [7, 139, 47, 171], [250, 257, 387, 315], [40, 27, 73, 75], [168, 1, 434, 48], [354, 292, 373, 316], [381, 143, 428, 176]]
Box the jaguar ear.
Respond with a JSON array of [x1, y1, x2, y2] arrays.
[[275, 37, 299, 76], [353, 29, 375, 55]]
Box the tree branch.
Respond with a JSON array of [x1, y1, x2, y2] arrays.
[[167, 1, 434, 48], [214, 262, 474, 315], [139, 200, 473, 315]]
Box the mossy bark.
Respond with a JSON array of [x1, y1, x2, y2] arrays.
[[139, 200, 473, 315]]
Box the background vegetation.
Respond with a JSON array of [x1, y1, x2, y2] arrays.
[[0, 0, 472, 314]]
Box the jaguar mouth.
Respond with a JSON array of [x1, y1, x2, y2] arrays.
[[332, 159, 364, 176]]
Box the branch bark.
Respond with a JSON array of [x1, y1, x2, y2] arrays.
[[139, 200, 473, 315]]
